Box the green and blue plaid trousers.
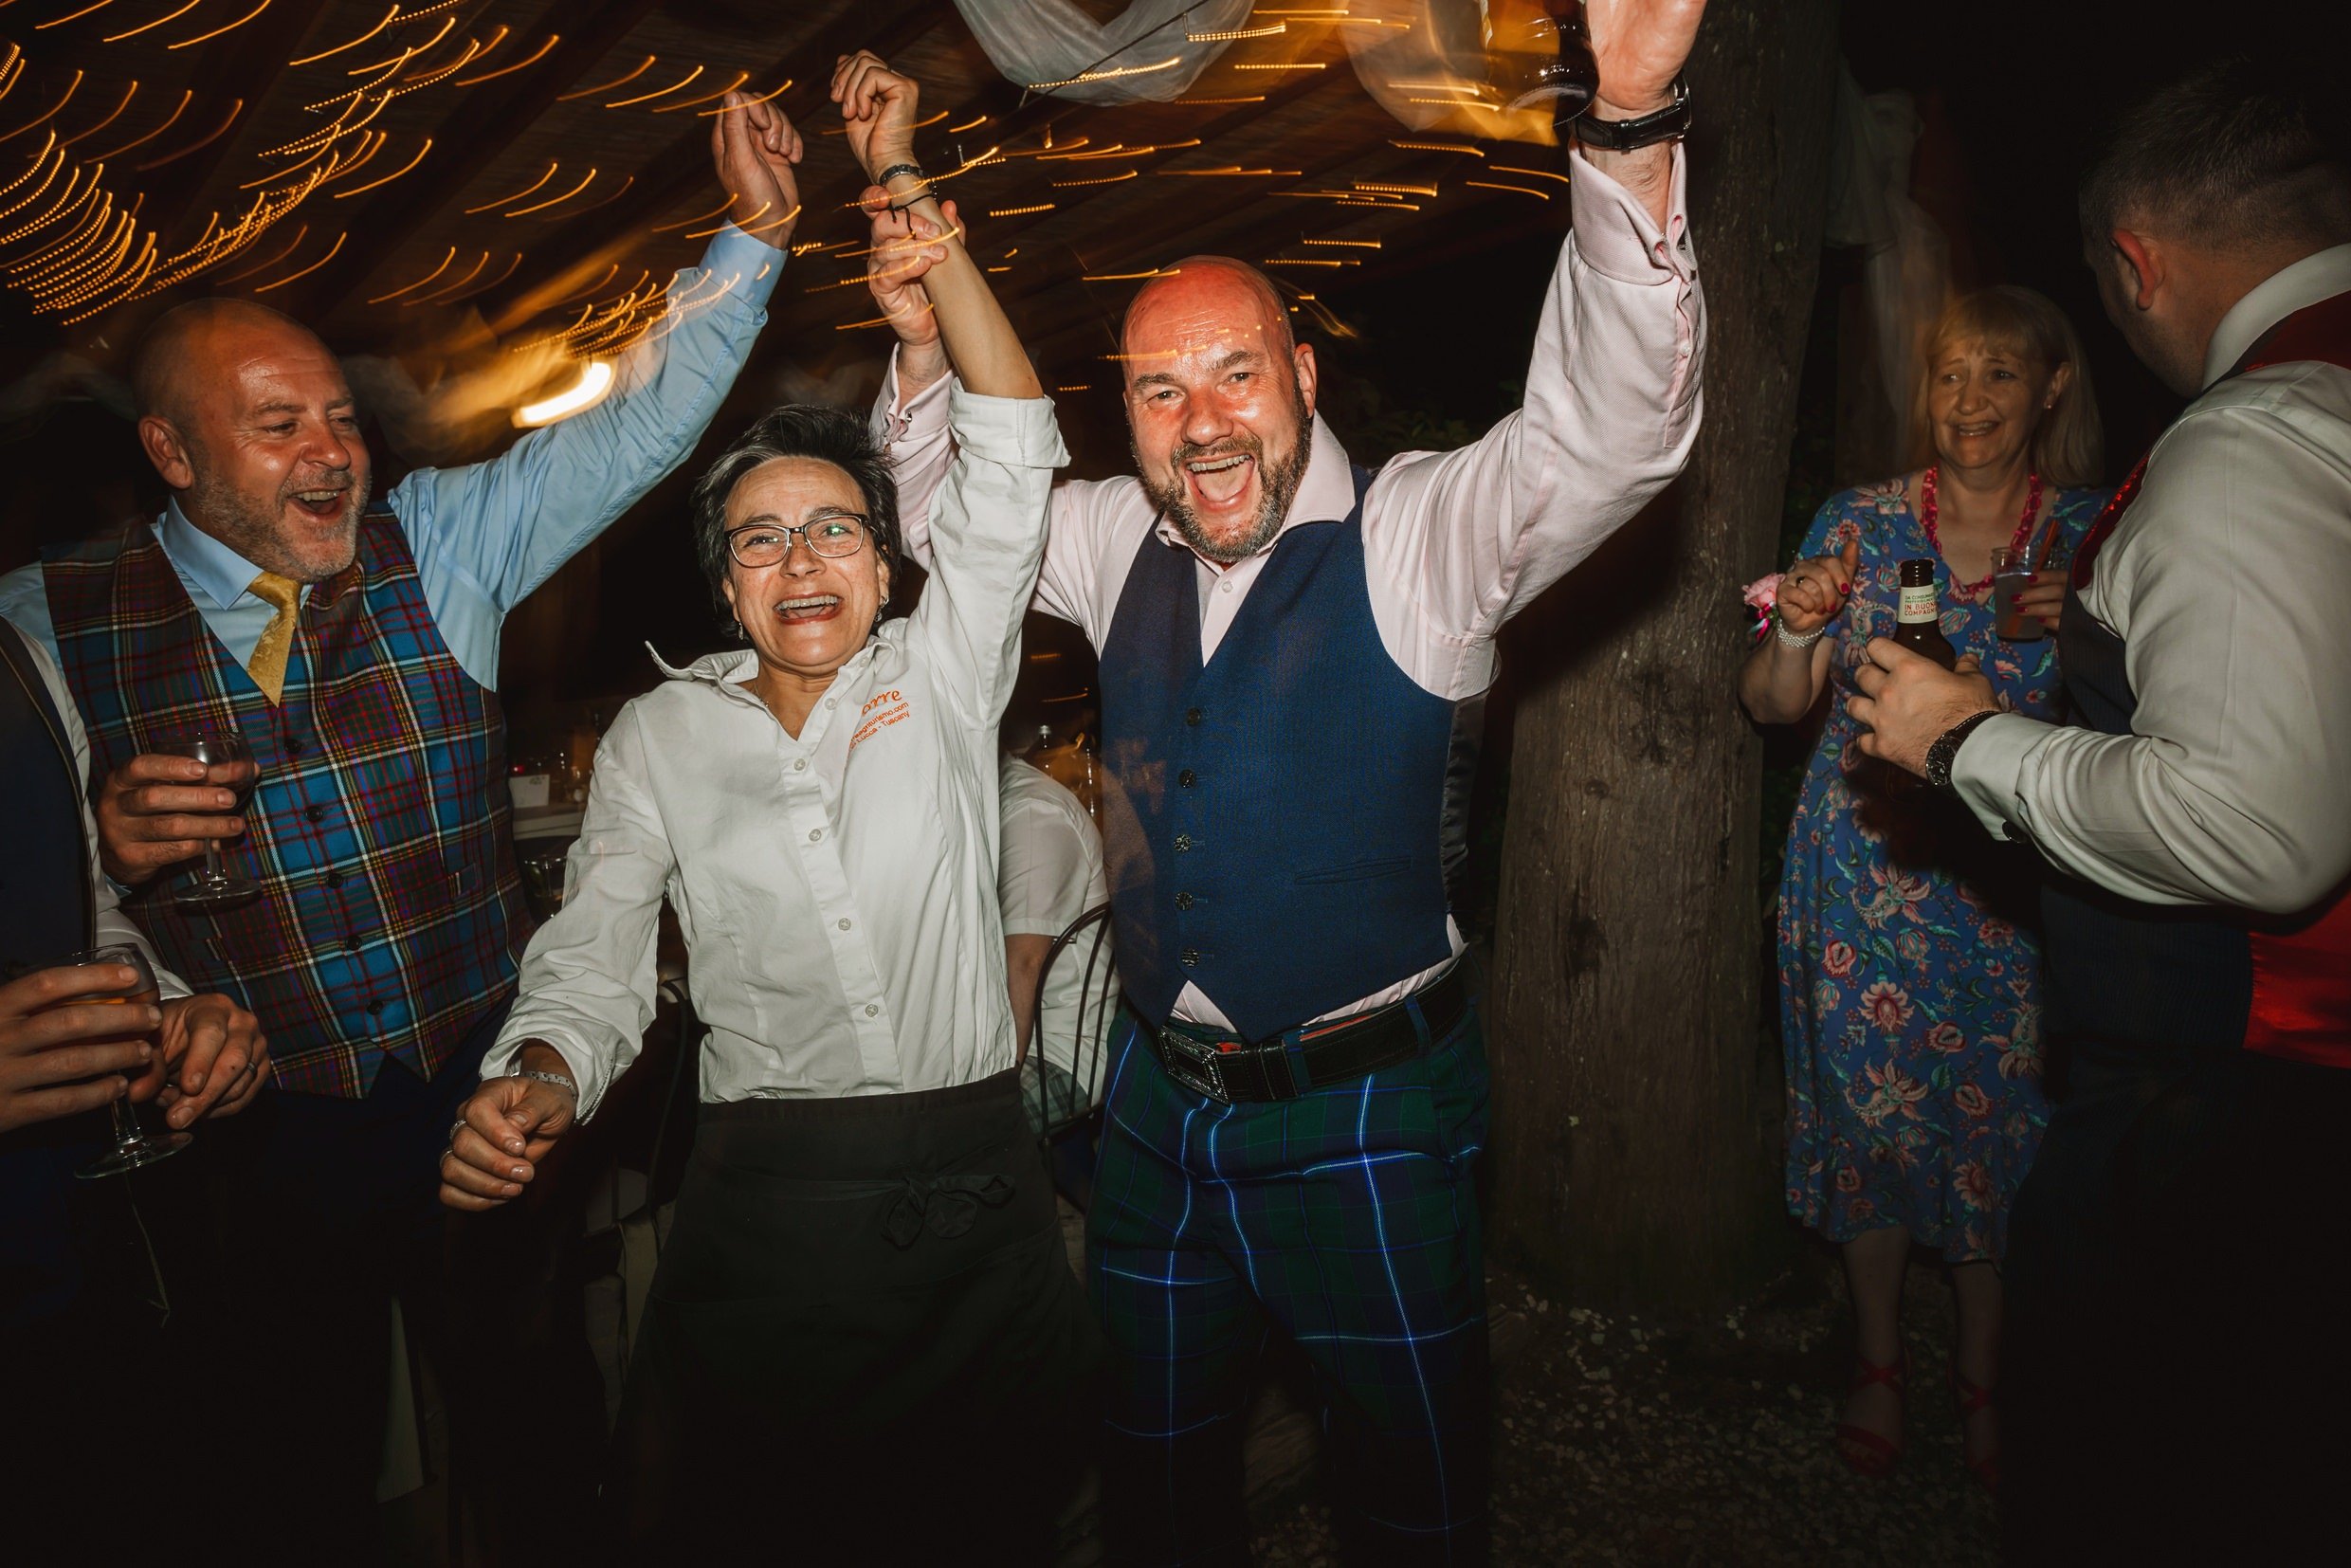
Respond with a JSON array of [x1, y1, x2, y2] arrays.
[[1086, 988, 1492, 1565]]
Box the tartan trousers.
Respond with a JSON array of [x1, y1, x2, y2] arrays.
[[1086, 990, 1492, 1565]]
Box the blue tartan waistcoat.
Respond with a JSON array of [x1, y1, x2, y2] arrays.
[[43, 509, 532, 1098], [1096, 469, 1463, 1041]]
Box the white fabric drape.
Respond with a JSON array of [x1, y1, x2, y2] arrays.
[[950, 0, 1258, 104], [1824, 66, 1951, 449]]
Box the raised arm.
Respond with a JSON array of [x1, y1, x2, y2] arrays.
[[833, 52, 1041, 402], [402, 92, 803, 622]]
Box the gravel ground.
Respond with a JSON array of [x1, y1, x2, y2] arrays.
[[1250, 1258, 1999, 1566]]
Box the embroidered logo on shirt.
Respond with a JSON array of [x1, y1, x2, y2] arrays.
[[850, 688, 910, 751]]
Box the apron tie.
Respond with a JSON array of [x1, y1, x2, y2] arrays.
[[882, 1172, 1015, 1249]]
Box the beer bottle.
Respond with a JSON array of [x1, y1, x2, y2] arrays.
[[1892, 558, 1957, 670]]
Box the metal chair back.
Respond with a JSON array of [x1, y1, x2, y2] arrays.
[[1026, 901, 1118, 1143]]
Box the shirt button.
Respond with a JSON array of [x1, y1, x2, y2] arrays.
[[325, 868, 343, 888], [1184, 707, 1203, 726], [1173, 833, 1192, 852], [366, 998, 383, 1014], [824, 698, 836, 710], [1219, 580, 1233, 594], [793, 758, 807, 772], [837, 918, 851, 931], [1179, 947, 1199, 967], [305, 804, 324, 823], [1177, 769, 1196, 788], [1175, 891, 1194, 910], [809, 828, 823, 843], [285, 737, 304, 756], [865, 1003, 879, 1017], [344, 938, 360, 954]]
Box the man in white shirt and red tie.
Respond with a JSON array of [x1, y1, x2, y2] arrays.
[[874, 3, 1709, 1555], [1849, 59, 2351, 1562]]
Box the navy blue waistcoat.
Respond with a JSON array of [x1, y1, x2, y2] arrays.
[[1096, 469, 1464, 1040], [1, 617, 100, 1326]]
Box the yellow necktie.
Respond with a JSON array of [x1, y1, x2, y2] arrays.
[[246, 572, 301, 704]]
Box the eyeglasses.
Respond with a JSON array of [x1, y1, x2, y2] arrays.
[[725, 512, 870, 568]]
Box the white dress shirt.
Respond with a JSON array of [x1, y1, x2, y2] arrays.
[[1, 617, 187, 997], [999, 756, 1116, 1098], [489, 392, 1066, 1117], [877, 149, 1704, 1027], [1954, 244, 2351, 915]]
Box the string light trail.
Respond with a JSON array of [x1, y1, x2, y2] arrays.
[[653, 70, 749, 113], [172, 0, 278, 51], [290, 3, 398, 66], [453, 33, 556, 87], [465, 162, 557, 213], [330, 136, 428, 197], [251, 230, 347, 292]]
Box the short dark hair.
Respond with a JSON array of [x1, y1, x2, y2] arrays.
[[688, 404, 903, 628], [2079, 58, 2351, 252]]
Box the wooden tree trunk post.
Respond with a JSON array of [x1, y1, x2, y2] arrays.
[[1485, 0, 1842, 1310]]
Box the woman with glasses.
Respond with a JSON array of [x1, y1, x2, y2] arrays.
[[436, 54, 1092, 1561]]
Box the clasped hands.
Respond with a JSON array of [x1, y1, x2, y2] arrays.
[[0, 966, 266, 1138]]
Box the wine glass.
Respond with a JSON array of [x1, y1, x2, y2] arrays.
[[65, 944, 190, 1179], [159, 725, 259, 911]]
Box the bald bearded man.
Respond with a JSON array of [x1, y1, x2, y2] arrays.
[[0, 91, 802, 1560], [864, 1, 1709, 1555]]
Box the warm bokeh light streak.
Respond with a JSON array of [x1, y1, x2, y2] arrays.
[[171, 0, 279, 52], [330, 135, 428, 197], [452, 33, 556, 88], [251, 229, 346, 291], [289, 3, 398, 66], [465, 161, 557, 213]]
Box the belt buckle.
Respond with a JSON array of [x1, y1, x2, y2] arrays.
[[1157, 1028, 1230, 1103]]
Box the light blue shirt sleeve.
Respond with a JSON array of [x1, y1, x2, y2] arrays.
[[0, 227, 782, 689], [393, 224, 783, 688]]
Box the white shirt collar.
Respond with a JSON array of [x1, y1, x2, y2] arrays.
[[646, 634, 886, 690], [1150, 414, 1361, 568], [2202, 243, 2351, 388]]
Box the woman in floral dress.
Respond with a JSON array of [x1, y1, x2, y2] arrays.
[[1738, 287, 2109, 1492]]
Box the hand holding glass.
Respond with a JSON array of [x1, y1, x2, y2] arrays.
[[1991, 546, 2042, 641], [63, 944, 189, 1178], [159, 726, 259, 911]]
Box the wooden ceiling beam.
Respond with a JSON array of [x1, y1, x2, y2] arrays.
[[297, 0, 671, 317]]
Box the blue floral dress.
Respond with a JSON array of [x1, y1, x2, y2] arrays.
[[1777, 478, 2108, 1262]]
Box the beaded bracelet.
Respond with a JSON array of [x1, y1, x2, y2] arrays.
[[1774, 618, 1826, 650]]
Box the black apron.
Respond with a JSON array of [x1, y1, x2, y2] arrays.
[[606, 1066, 1098, 1564]]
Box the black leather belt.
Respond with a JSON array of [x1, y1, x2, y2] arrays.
[[1147, 961, 1472, 1104]]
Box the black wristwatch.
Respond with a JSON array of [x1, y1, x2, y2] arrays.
[[1924, 709, 2002, 792], [1572, 77, 1692, 153]]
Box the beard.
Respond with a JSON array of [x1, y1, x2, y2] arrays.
[[1133, 384, 1314, 565], [187, 465, 370, 584]]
